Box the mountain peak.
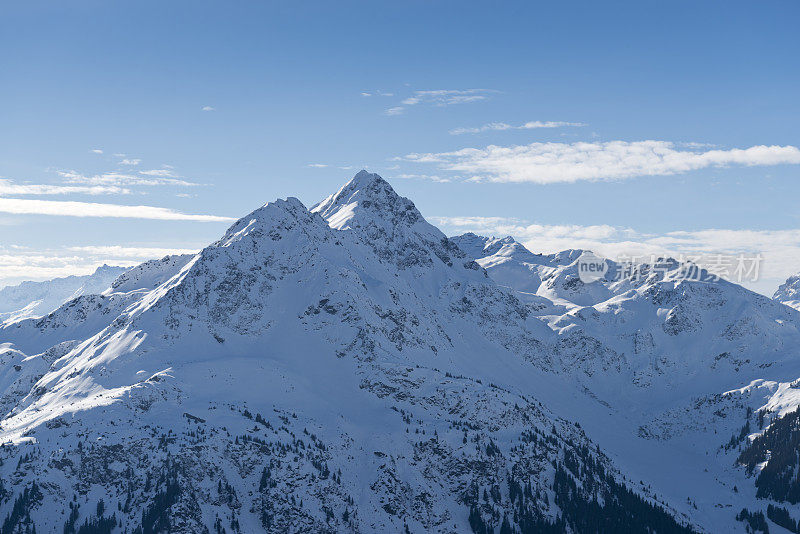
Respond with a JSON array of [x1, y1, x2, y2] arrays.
[[329, 170, 393, 203], [311, 172, 478, 273], [453, 233, 541, 263], [350, 169, 387, 188], [92, 264, 126, 276], [214, 196, 315, 248], [311, 171, 417, 231]]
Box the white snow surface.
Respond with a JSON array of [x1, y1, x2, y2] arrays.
[[1, 172, 800, 532], [0, 265, 129, 325]]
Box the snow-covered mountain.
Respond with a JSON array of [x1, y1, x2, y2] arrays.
[[774, 273, 800, 311], [104, 254, 194, 295], [454, 231, 800, 533], [451, 233, 590, 310], [0, 265, 129, 325], [1, 172, 799, 533], [455, 234, 800, 395]]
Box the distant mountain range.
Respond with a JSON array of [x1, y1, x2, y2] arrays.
[[1, 171, 800, 533], [0, 265, 128, 326]]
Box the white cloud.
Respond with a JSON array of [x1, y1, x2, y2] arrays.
[[119, 158, 141, 166], [386, 89, 496, 115], [432, 215, 800, 295], [0, 252, 97, 286], [91, 149, 103, 154], [202, 106, 215, 111], [307, 163, 328, 168], [430, 215, 521, 229], [0, 198, 234, 221], [66, 245, 199, 258], [403, 141, 800, 184], [393, 173, 451, 183], [0, 179, 129, 196], [361, 91, 394, 97], [139, 169, 180, 178], [0, 245, 202, 287], [678, 142, 718, 149], [59, 170, 198, 187], [433, 217, 623, 247], [449, 121, 586, 135]]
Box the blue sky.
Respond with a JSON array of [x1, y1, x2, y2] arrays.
[[1, 1, 798, 294]]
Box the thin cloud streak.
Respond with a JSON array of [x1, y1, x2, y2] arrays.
[[0, 179, 129, 196], [386, 89, 497, 115], [403, 141, 800, 183], [393, 173, 452, 183], [139, 169, 180, 178], [66, 245, 199, 257], [0, 198, 234, 221], [59, 170, 199, 187], [449, 121, 586, 135]]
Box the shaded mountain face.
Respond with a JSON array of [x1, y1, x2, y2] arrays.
[[775, 273, 800, 311], [2, 172, 799, 533], [0, 265, 129, 325]]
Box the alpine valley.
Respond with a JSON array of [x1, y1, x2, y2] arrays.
[[2, 171, 800, 534]]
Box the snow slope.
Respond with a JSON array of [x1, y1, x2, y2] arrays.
[[0, 173, 691, 532], [1, 172, 799, 533]]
